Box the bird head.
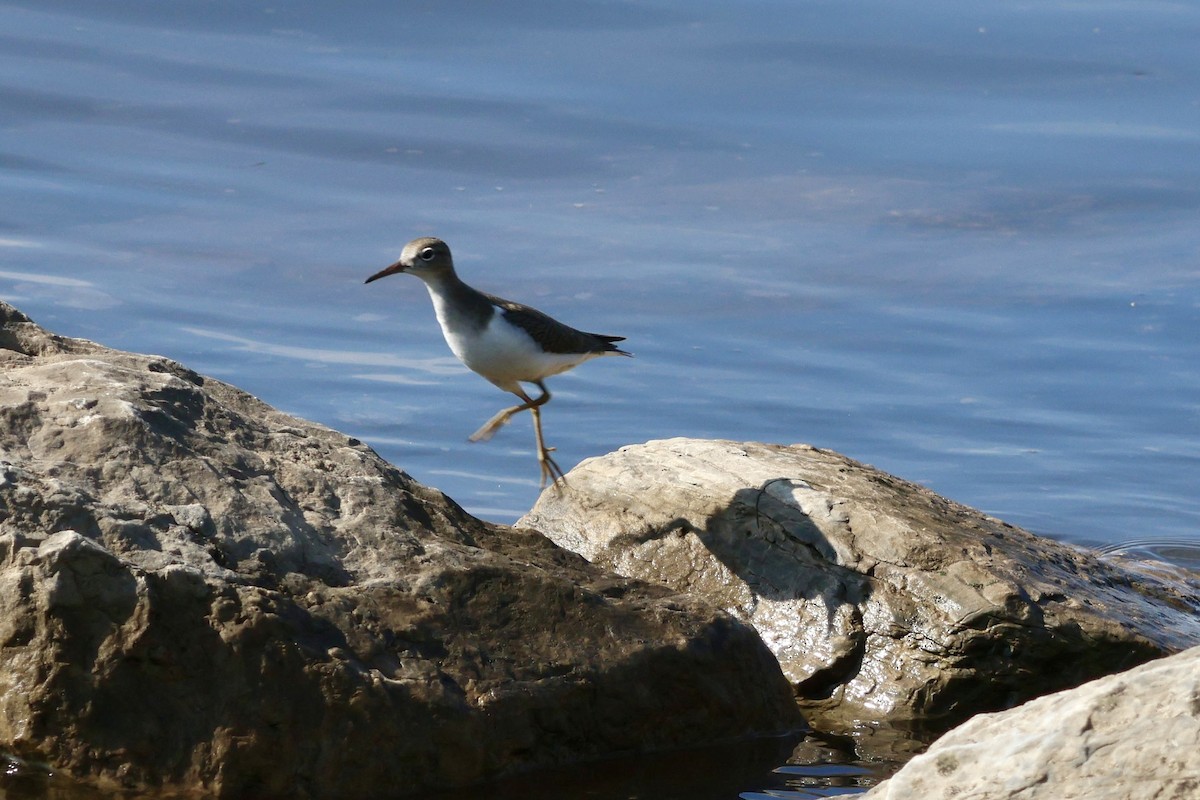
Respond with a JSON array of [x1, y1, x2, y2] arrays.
[[365, 237, 453, 284]]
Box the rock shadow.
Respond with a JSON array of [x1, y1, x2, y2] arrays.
[[611, 479, 874, 700]]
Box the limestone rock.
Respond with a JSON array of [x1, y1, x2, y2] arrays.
[[519, 438, 1200, 732], [0, 303, 801, 798], [862, 644, 1200, 800]]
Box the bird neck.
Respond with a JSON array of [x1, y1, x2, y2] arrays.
[[419, 271, 494, 334]]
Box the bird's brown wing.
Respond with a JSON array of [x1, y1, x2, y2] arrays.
[[487, 294, 629, 356]]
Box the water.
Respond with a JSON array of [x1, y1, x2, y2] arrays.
[[421, 730, 906, 800], [3, 1, 1199, 796], [6, 728, 906, 800]]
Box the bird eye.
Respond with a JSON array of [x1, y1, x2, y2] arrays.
[[419, 247, 436, 262]]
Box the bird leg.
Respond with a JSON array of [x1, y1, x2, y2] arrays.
[[468, 382, 565, 488], [468, 384, 550, 442], [528, 402, 566, 488]]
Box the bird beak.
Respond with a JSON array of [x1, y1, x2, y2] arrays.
[[364, 260, 406, 284]]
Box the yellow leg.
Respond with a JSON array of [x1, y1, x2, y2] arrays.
[[529, 402, 566, 488], [469, 385, 549, 442], [468, 381, 566, 488]]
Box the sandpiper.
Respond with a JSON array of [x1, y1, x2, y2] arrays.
[[365, 237, 631, 486]]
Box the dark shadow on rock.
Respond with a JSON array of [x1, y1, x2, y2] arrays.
[[610, 479, 875, 704], [520, 438, 1200, 737]]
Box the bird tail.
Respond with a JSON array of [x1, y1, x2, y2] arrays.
[[589, 333, 632, 357]]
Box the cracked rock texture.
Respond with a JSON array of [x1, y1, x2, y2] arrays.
[[0, 304, 801, 798], [862, 644, 1200, 800], [520, 438, 1200, 732]]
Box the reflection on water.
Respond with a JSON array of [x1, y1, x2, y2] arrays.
[[1098, 538, 1200, 567], [424, 726, 914, 800], [182, 326, 464, 375], [1098, 539, 1200, 582], [2, 726, 917, 800], [0, 268, 118, 311], [0, 753, 114, 800]]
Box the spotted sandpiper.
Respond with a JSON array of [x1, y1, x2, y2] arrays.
[[365, 237, 631, 486]]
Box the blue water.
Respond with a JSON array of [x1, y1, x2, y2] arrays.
[[3, 2, 1199, 794]]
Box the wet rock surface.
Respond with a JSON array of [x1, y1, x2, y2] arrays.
[[862, 644, 1200, 800], [520, 438, 1200, 732], [0, 303, 801, 798]]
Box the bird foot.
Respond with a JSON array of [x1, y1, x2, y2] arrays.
[[469, 408, 516, 442], [538, 447, 567, 489]]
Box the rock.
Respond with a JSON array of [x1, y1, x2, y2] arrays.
[[861, 644, 1200, 800], [0, 303, 801, 798], [519, 438, 1200, 732]]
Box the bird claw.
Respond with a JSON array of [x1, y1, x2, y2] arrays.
[[538, 449, 567, 490], [469, 410, 514, 442], [470, 389, 566, 487]]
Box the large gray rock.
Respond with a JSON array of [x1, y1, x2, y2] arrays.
[[520, 438, 1200, 732], [862, 644, 1200, 800], [0, 304, 801, 798]]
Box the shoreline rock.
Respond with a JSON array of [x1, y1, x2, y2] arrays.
[[520, 438, 1200, 733], [0, 303, 801, 797], [7, 297, 1196, 797], [862, 643, 1200, 800]]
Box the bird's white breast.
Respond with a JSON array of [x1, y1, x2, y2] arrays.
[[429, 290, 596, 392]]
